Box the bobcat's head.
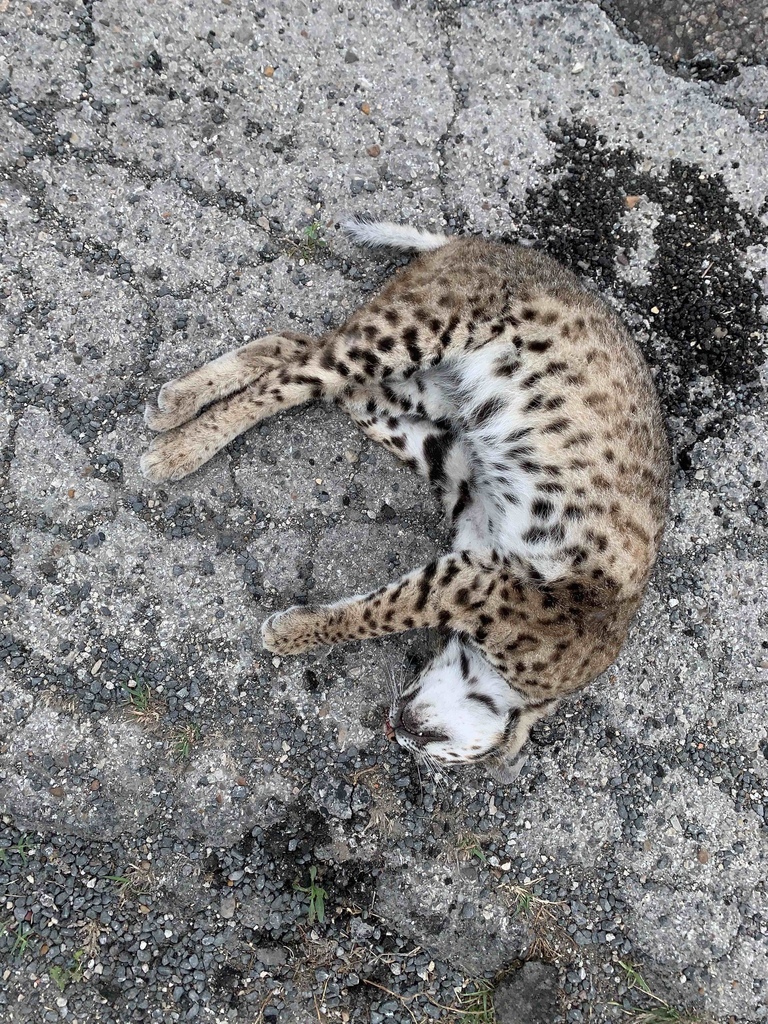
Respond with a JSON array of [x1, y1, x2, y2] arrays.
[[387, 637, 545, 766]]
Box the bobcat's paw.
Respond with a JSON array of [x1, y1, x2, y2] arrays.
[[140, 430, 212, 483], [144, 379, 202, 432], [261, 606, 321, 655]]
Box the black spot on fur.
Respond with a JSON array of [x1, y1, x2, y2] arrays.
[[545, 360, 569, 375], [471, 396, 505, 427], [521, 371, 544, 390], [406, 339, 422, 362], [531, 498, 554, 519], [440, 314, 460, 348], [361, 351, 380, 375], [467, 692, 500, 716], [544, 395, 566, 411], [452, 479, 473, 521], [528, 339, 552, 353], [522, 526, 549, 544], [423, 433, 451, 484], [414, 559, 438, 613], [542, 416, 571, 434], [506, 427, 533, 444], [494, 356, 519, 377], [440, 560, 461, 586]]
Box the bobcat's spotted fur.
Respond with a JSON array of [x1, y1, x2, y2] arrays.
[[142, 222, 670, 770]]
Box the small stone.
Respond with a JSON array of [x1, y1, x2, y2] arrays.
[[366, 144, 381, 157], [344, 50, 359, 64], [263, 66, 274, 77], [360, 102, 371, 115], [220, 896, 236, 919], [625, 195, 641, 209], [697, 849, 709, 864]]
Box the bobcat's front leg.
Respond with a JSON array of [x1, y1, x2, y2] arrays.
[[262, 551, 521, 654]]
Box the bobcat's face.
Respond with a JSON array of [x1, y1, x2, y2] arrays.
[[388, 638, 523, 764]]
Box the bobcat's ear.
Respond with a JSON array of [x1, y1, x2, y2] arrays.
[[487, 754, 528, 785], [487, 700, 560, 781]]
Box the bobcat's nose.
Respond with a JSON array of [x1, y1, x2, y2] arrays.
[[393, 703, 448, 746], [399, 704, 422, 735]]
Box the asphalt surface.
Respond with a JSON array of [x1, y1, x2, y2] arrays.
[[609, 0, 768, 64], [1, 1, 767, 1022]]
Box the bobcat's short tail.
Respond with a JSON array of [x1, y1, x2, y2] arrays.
[[342, 215, 450, 252]]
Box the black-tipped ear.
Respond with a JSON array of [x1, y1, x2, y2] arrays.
[[487, 753, 529, 784], [488, 700, 560, 781]]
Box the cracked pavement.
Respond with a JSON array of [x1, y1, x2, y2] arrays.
[[1, 1, 767, 1022]]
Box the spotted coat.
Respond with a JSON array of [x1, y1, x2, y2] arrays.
[[143, 228, 670, 768]]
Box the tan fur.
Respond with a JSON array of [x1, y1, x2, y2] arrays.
[[143, 238, 670, 762]]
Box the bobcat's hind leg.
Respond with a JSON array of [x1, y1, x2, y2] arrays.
[[145, 332, 314, 432], [142, 340, 347, 482], [141, 369, 308, 482]]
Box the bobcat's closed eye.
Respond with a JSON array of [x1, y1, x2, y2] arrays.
[[143, 219, 670, 772]]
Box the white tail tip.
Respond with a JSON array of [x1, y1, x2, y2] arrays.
[[342, 217, 450, 252]]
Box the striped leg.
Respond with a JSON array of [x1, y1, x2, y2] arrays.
[[145, 332, 315, 433]]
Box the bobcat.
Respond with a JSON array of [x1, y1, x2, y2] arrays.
[[141, 221, 670, 771]]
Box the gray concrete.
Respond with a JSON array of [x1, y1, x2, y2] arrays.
[[1, 1, 767, 1022]]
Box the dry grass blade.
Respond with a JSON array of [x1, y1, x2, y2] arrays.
[[502, 881, 568, 961], [614, 961, 714, 1024], [120, 681, 164, 729]]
